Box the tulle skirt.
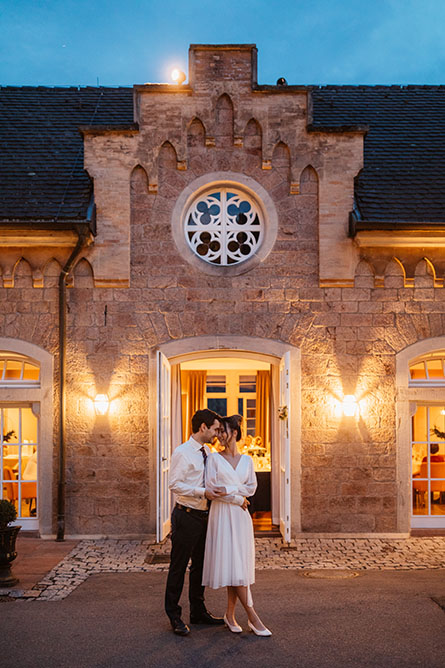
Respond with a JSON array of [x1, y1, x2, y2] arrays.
[[202, 500, 255, 589]]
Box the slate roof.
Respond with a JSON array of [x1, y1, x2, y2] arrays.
[[0, 84, 444, 225], [311, 86, 445, 223], [0, 86, 133, 223]]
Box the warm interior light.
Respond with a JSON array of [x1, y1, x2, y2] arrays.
[[171, 68, 186, 85], [94, 393, 109, 416], [342, 395, 358, 417]]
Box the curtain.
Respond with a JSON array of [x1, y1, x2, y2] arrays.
[[181, 370, 207, 442], [256, 369, 271, 447], [171, 364, 183, 451]]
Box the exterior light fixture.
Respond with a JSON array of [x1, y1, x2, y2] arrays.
[[94, 393, 109, 416], [171, 68, 186, 85], [342, 395, 358, 417]]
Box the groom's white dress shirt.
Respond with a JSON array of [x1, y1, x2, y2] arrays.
[[169, 436, 210, 511]]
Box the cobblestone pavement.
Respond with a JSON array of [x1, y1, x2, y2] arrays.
[[1, 536, 444, 602]]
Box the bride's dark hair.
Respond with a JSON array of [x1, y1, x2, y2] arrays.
[[220, 414, 243, 442]]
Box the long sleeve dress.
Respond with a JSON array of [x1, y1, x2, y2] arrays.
[[202, 452, 257, 590]]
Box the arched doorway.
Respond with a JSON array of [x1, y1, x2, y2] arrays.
[[151, 336, 301, 543]]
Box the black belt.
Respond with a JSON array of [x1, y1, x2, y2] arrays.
[[176, 503, 209, 517]]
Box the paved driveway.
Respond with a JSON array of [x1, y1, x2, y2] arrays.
[[2, 570, 444, 668]]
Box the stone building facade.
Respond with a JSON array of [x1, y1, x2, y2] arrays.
[[1, 44, 445, 539]]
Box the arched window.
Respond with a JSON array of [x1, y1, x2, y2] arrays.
[[0, 347, 48, 530], [409, 354, 445, 385], [409, 352, 445, 526], [184, 186, 263, 266], [0, 353, 40, 387]]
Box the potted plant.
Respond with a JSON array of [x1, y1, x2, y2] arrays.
[[0, 499, 20, 587]]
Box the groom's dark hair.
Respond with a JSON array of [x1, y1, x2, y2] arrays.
[[191, 408, 219, 433]]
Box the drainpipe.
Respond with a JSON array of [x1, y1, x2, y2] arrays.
[[56, 226, 90, 541]]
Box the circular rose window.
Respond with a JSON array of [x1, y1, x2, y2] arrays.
[[184, 188, 263, 266]]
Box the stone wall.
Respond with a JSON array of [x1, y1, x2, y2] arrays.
[[2, 45, 445, 536]]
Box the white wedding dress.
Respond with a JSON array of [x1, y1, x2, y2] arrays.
[[202, 452, 257, 590]]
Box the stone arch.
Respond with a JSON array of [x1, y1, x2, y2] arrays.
[[354, 259, 375, 288], [73, 258, 94, 288], [130, 164, 149, 196], [272, 141, 291, 171], [244, 118, 262, 161], [295, 165, 318, 201], [152, 335, 302, 537], [414, 257, 436, 288], [215, 93, 234, 147], [382, 257, 406, 288], [187, 117, 206, 149], [300, 165, 319, 195], [43, 258, 63, 288], [158, 141, 178, 169], [13, 257, 33, 288]]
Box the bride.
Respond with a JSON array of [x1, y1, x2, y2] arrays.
[[202, 414, 272, 636]]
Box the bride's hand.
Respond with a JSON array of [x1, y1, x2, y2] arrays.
[[205, 486, 225, 500], [241, 498, 250, 511]]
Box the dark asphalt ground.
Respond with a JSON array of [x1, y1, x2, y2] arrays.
[[1, 570, 445, 668]]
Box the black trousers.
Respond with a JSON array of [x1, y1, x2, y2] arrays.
[[165, 505, 208, 622]]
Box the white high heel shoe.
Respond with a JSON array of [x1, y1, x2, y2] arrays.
[[224, 614, 242, 633], [247, 620, 272, 637]]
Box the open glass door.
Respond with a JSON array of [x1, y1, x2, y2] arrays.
[[279, 351, 291, 542], [157, 351, 171, 542]]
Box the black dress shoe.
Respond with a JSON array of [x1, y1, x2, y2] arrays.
[[190, 611, 225, 625], [171, 618, 190, 635]]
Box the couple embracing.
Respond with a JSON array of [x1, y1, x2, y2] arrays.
[[165, 408, 271, 637]]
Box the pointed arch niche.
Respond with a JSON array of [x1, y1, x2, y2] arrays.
[[215, 94, 234, 147]]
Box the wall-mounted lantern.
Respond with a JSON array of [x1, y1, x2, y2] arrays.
[[342, 394, 358, 417], [94, 393, 109, 416]]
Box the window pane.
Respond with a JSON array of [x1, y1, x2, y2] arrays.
[[2, 481, 18, 505], [429, 442, 445, 461], [207, 398, 227, 415], [5, 360, 22, 380], [206, 375, 226, 393], [21, 407, 37, 443], [412, 406, 427, 442], [20, 448, 37, 479], [412, 481, 428, 515], [239, 375, 256, 393], [430, 461, 445, 479], [0, 361, 4, 379], [238, 398, 243, 415], [426, 359, 444, 379], [23, 362, 40, 381], [20, 482, 37, 517], [429, 406, 445, 441], [410, 362, 426, 380], [412, 443, 427, 477], [2, 408, 19, 442]]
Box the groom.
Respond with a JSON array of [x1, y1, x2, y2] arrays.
[[165, 408, 225, 635]]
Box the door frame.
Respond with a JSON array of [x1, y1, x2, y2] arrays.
[[149, 336, 301, 539], [0, 338, 53, 536], [396, 336, 445, 532]]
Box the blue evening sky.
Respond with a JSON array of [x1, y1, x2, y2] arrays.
[[1, 0, 444, 87]]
